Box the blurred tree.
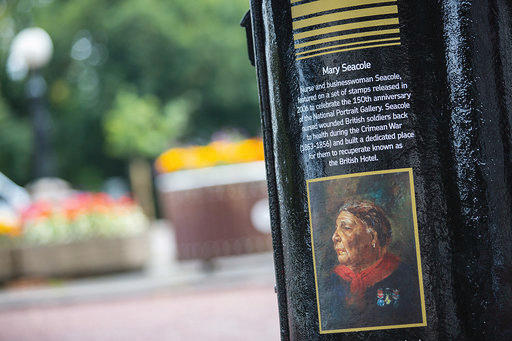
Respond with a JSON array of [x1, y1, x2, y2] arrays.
[[104, 91, 190, 160], [0, 0, 259, 188], [0, 97, 32, 182], [104, 90, 190, 217]]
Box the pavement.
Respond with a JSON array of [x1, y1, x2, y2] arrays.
[[0, 222, 281, 341]]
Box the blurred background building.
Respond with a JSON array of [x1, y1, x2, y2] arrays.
[[0, 1, 278, 340]]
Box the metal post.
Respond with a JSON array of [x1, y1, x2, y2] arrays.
[[245, 0, 512, 339]]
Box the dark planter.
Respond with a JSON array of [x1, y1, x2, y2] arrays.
[[157, 161, 272, 260]]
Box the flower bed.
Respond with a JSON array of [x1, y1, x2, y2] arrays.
[[156, 138, 264, 173], [2, 192, 150, 279], [0, 208, 21, 281], [21, 193, 147, 245], [15, 234, 149, 278], [156, 139, 271, 261]]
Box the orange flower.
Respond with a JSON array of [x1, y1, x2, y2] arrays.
[[21, 192, 140, 225], [155, 138, 265, 173], [21, 201, 53, 223], [0, 209, 22, 237]]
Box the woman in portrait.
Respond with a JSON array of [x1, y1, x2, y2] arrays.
[[320, 200, 422, 330]]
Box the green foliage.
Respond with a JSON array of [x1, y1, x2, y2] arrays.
[[104, 91, 189, 159], [0, 0, 259, 187], [0, 97, 32, 181]]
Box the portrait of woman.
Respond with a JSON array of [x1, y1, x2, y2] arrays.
[[332, 200, 400, 307], [307, 169, 426, 333]]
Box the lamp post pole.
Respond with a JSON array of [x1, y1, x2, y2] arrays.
[[26, 71, 53, 178], [8, 27, 54, 179]]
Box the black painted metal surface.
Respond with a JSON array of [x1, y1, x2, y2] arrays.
[[246, 0, 512, 339]]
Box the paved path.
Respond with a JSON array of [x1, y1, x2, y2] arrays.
[[0, 225, 279, 341], [0, 283, 280, 341], [0, 223, 281, 340]]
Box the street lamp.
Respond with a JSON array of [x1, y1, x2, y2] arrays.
[[8, 28, 55, 178]]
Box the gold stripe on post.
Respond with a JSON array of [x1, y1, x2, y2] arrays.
[[296, 42, 401, 60], [292, 5, 398, 29], [294, 17, 399, 40], [295, 28, 400, 48], [291, 0, 396, 19], [296, 37, 400, 55]]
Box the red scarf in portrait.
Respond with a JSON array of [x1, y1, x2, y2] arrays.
[[334, 252, 400, 305]]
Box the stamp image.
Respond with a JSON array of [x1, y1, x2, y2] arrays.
[[306, 169, 426, 333]]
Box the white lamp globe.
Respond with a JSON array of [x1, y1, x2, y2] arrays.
[[10, 27, 53, 70]]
